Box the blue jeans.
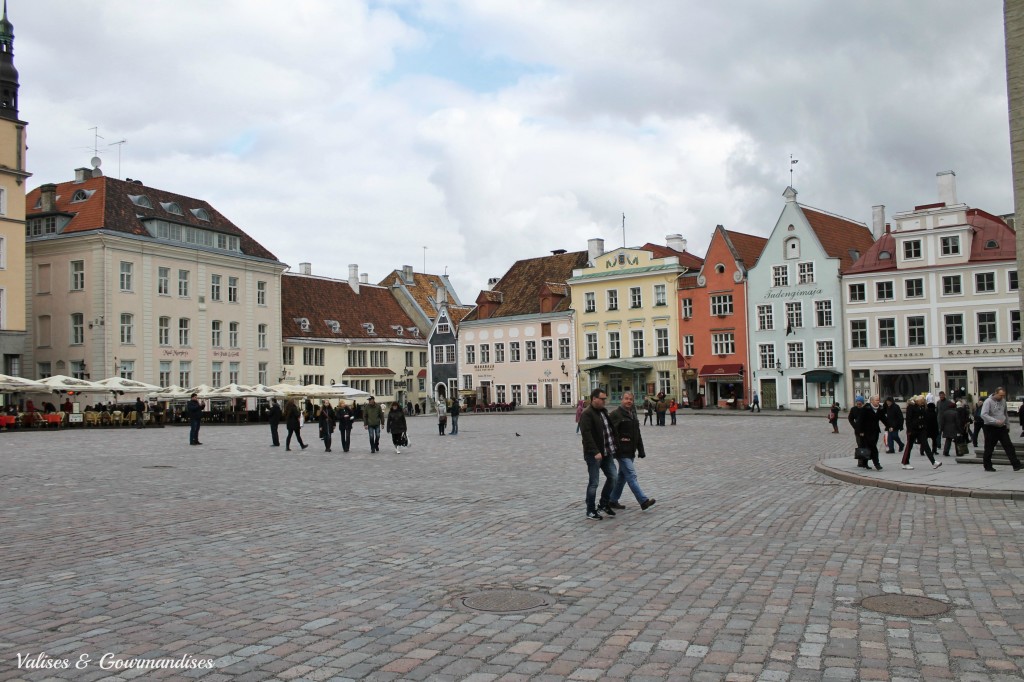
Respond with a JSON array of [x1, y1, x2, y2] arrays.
[[189, 418, 201, 444], [367, 425, 380, 451], [585, 454, 617, 513], [886, 430, 904, 452], [610, 456, 648, 505], [451, 415, 459, 434]]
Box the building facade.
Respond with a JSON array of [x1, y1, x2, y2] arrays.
[[568, 236, 703, 403], [25, 169, 286, 388], [746, 187, 875, 410], [844, 172, 1021, 404], [459, 249, 587, 409]]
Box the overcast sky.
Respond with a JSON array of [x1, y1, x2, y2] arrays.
[[14, 1, 1012, 301]]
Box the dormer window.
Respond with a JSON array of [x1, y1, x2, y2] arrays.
[[33, 197, 41, 209], [295, 317, 310, 332], [325, 320, 340, 333], [784, 237, 800, 259], [128, 194, 153, 209], [408, 327, 420, 338], [715, 263, 726, 274], [191, 208, 211, 221], [70, 189, 94, 203], [392, 325, 404, 336], [160, 201, 184, 216], [362, 322, 376, 335], [986, 239, 1000, 249], [879, 250, 892, 260]]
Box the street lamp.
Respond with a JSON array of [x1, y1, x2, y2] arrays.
[[775, 359, 784, 375]]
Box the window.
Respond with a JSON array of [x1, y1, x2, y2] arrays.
[[258, 323, 267, 349], [907, 316, 926, 346], [848, 283, 865, 302], [119, 313, 134, 344], [178, 269, 190, 297], [785, 302, 803, 330], [212, 362, 223, 388], [375, 379, 393, 395], [790, 378, 804, 401], [37, 362, 51, 378], [211, 274, 222, 301], [36, 315, 50, 347], [1013, 310, 1021, 342], [875, 281, 894, 301], [229, 362, 239, 385], [681, 298, 693, 319], [606, 289, 618, 311], [978, 312, 997, 343], [158, 267, 170, 295], [940, 235, 961, 256], [36, 263, 51, 294], [119, 360, 135, 380], [631, 330, 644, 357], [629, 287, 642, 308], [420, 352, 427, 366], [257, 281, 267, 305], [70, 360, 86, 380], [258, 362, 268, 386], [495, 343, 505, 363], [1010, 271, 1019, 291], [496, 385, 507, 403], [370, 350, 388, 367], [437, 320, 451, 335], [0, 236, 4, 269], [712, 332, 735, 355], [878, 318, 896, 347], [558, 338, 570, 359], [510, 342, 521, 362], [228, 277, 238, 303], [710, 294, 733, 316], [656, 328, 669, 356], [71, 313, 84, 345], [683, 335, 694, 356], [229, 322, 239, 348], [560, 384, 572, 405], [512, 384, 523, 406], [348, 350, 366, 367], [657, 371, 672, 396], [462, 375, 472, 390], [541, 339, 553, 360], [432, 346, 445, 364], [584, 292, 596, 313], [178, 361, 192, 388], [211, 320, 222, 347], [70, 261, 84, 291], [303, 348, 325, 366], [944, 314, 964, 344], [119, 261, 133, 291], [758, 344, 776, 370], [608, 331, 620, 358], [159, 361, 172, 388], [903, 240, 922, 260], [942, 275, 962, 296], [480, 344, 490, 363], [798, 262, 815, 284], [526, 340, 537, 361], [654, 284, 667, 306], [772, 265, 789, 287], [975, 272, 996, 293], [812, 300, 832, 327], [905, 278, 923, 298], [159, 317, 170, 345], [757, 305, 774, 331], [466, 345, 476, 364], [303, 374, 325, 387], [850, 320, 868, 349], [527, 385, 538, 405], [787, 341, 804, 369], [178, 318, 190, 346], [283, 346, 295, 365]]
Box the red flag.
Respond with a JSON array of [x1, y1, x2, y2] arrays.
[[677, 350, 686, 368]]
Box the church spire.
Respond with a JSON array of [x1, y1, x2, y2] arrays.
[[0, 0, 19, 120]]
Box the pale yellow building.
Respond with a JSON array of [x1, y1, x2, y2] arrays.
[[567, 237, 703, 401]]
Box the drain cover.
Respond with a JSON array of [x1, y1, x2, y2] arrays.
[[860, 594, 950, 617], [142, 465, 175, 469], [461, 589, 554, 614]]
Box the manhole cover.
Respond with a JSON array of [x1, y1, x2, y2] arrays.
[[860, 594, 950, 617], [142, 465, 175, 469], [461, 589, 554, 614]]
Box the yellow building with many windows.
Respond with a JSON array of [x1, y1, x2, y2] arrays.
[[568, 237, 703, 402]]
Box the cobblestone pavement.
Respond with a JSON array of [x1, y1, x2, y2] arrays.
[[3, 413, 1024, 681]]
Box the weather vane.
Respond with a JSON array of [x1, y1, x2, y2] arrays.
[[790, 154, 799, 187]]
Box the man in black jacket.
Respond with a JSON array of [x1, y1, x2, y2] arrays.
[[607, 391, 655, 511], [579, 388, 619, 520], [186, 393, 204, 446], [884, 397, 904, 453], [268, 398, 282, 447], [855, 395, 889, 471]]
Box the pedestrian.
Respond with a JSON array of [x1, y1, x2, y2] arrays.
[[134, 396, 146, 429], [669, 398, 678, 425], [607, 391, 656, 511], [268, 397, 282, 447], [854, 395, 888, 471], [925, 395, 940, 454], [848, 396, 866, 467], [828, 401, 840, 434], [939, 398, 961, 457], [884, 397, 905, 453], [575, 398, 586, 433], [318, 400, 335, 452], [284, 398, 308, 451], [579, 388, 619, 520], [902, 396, 938, 469], [643, 396, 654, 426], [980, 387, 1024, 472], [936, 390, 953, 433], [655, 392, 667, 426], [335, 399, 355, 452], [750, 390, 761, 413], [186, 392, 204, 446], [386, 401, 408, 453], [450, 397, 460, 435], [437, 398, 448, 436], [363, 396, 384, 453], [972, 399, 984, 446]]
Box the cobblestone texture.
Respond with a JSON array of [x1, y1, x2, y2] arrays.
[[2, 412, 1024, 680]]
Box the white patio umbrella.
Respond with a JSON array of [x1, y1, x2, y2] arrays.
[[148, 385, 191, 400], [184, 384, 218, 399], [0, 374, 47, 392], [267, 383, 370, 399], [33, 375, 109, 394], [205, 383, 275, 399], [95, 377, 163, 394], [248, 383, 288, 399]]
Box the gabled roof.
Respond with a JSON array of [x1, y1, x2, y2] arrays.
[[800, 205, 875, 272], [281, 274, 422, 341], [723, 229, 768, 269], [378, 270, 472, 319], [641, 242, 705, 269], [26, 175, 279, 261], [464, 250, 588, 321]]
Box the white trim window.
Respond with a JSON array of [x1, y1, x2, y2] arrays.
[[787, 341, 804, 369], [608, 331, 620, 359], [797, 262, 815, 284], [710, 294, 733, 316], [814, 300, 832, 327], [654, 284, 667, 307], [816, 340, 834, 367], [631, 330, 644, 357], [757, 304, 774, 331], [119, 261, 134, 292], [758, 343, 776, 370], [711, 332, 735, 355], [772, 265, 789, 287], [70, 260, 85, 291], [940, 235, 961, 256]]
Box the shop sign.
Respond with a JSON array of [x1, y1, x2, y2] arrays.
[[473, 364, 495, 370], [946, 346, 1022, 356], [762, 287, 823, 301], [882, 352, 925, 358]]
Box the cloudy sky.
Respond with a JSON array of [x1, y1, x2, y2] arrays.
[[14, 1, 1012, 300]]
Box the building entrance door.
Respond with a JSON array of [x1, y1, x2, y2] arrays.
[[761, 379, 777, 409], [544, 383, 553, 408]]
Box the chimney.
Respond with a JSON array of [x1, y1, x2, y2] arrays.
[[436, 284, 447, 304], [40, 184, 57, 212], [587, 238, 605, 263], [551, 249, 567, 255], [348, 264, 360, 293], [402, 265, 414, 284], [360, 273, 368, 284], [871, 205, 885, 240], [74, 167, 91, 183], [937, 170, 957, 206], [299, 262, 311, 276], [486, 277, 500, 290], [666, 233, 687, 253]]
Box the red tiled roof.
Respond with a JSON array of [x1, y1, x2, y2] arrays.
[[723, 230, 768, 269], [26, 176, 279, 261], [378, 270, 473, 319], [641, 242, 705, 269], [281, 274, 422, 341], [800, 205, 875, 272], [464, 250, 588, 321]]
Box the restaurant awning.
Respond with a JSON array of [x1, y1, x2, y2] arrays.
[[417, 369, 427, 378], [579, 360, 651, 372], [802, 369, 843, 383], [699, 363, 743, 378]]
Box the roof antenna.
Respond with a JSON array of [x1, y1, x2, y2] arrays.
[[107, 139, 127, 179], [790, 154, 799, 187], [622, 213, 626, 248], [89, 126, 104, 157]]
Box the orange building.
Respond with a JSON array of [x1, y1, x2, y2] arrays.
[[678, 226, 767, 409]]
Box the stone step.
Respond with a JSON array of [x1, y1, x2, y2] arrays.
[[955, 456, 1019, 465]]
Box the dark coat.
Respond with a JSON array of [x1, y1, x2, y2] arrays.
[[269, 402, 282, 425], [609, 405, 645, 459], [318, 408, 335, 435], [186, 398, 203, 421], [940, 407, 961, 439], [885, 402, 904, 431], [284, 401, 301, 427], [847, 405, 862, 430], [855, 404, 888, 441], [925, 403, 939, 437], [935, 398, 954, 431], [386, 408, 407, 434], [579, 405, 614, 458], [906, 403, 928, 434], [336, 405, 355, 430]]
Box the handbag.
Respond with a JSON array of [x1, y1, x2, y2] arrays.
[[955, 441, 970, 456], [854, 447, 871, 461]]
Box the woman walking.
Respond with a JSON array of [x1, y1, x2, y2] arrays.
[[437, 398, 448, 436], [829, 402, 840, 434], [902, 396, 939, 470], [336, 399, 355, 452], [284, 398, 308, 451], [386, 401, 408, 453]]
